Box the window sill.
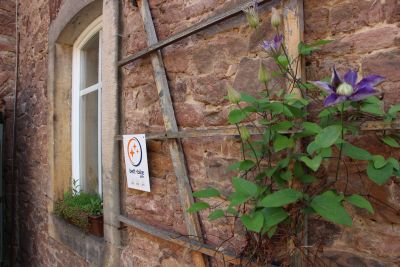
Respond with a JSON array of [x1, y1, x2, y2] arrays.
[[49, 214, 106, 266]]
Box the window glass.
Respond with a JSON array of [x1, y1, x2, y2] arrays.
[[80, 90, 99, 194], [81, 33, 99, 89], [72, 18, 102, 196]]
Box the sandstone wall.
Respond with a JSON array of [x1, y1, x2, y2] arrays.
[[1, 0, 89, 265], [0, 0, 398, 266], [0, 1, 16, 263], [304, 0, 400, 266]]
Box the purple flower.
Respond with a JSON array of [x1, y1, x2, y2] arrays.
[[311, 67, 385, 107], [262, 34, 283, 55]]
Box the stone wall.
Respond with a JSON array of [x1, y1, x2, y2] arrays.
[[304, 0, 400, 266], [0, 0, 399, 266], [0, 0, 90, 266], [0, 1, 16, 264]]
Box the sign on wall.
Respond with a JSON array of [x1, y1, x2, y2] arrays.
[[123, 134, 150, 192]]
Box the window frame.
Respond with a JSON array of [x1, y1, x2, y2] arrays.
[[72, 16, 103, 196]]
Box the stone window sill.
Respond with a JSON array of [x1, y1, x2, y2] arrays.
[[49, 214, 106, 266]]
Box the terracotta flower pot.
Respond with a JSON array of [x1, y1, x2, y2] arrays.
[[88, 214, 103, 237]]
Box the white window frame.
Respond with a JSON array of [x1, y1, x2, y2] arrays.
[[72, 16, 103, 196]]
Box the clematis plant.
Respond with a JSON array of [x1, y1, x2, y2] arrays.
[[312, 68, 385, 107], [188, 6, 400, 266], [262, 34, 283, 56]]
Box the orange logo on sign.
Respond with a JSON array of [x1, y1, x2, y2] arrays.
[[127, 137, 143, 167]]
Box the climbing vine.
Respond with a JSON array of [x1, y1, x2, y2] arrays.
[[188, 4, 400, 266]]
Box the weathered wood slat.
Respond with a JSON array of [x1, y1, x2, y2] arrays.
[[116, 125, 264, 140], [118, 0, 279, 67], [360, 120, 400, 131], [115, 120, 400, 141], [283, 1, 305, 266], [118, 215, 267, 267], [138, 1, 208, 266]]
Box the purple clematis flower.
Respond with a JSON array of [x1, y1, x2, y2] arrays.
[[262, 34, 283, 55], [311, 67, 385, 107]]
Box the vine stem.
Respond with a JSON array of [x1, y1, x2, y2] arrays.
[[335, 103, 345, 182]]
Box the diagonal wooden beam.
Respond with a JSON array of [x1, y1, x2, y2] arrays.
[[137, 1, 208, 266], [118, 215, 272, 267], [118, 0, 280, 67]]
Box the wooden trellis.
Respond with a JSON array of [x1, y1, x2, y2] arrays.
[[116, 0, 398, 265]]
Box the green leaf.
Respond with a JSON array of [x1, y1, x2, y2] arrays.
[[274, 134, 294, 152], [227, 161, 241, 171], [298, 174, 317, 184], [227, 206, 239, 215], [232, 177, 258, 197], [260, 189, 303, 208], [302, 122, 322, 134], [361, 103, 384, 116], [300, 155, 322, 172], [342, 143, 372, 160], [318, 108, 333, 118], [294, 161, 304, 177], [320, 147, 332, 158], [346, 195, 374, 214], [306, 141, 320, 154], [277, 55, 289, 68], [363, 96, 381, 105], [228, 192, 249, 206], [193, 188, 221, 198], [239, 160, 256, 171], [388, 157, 400, 171], [267, 225, 278, 238], [298, 42, 319, 55], [271, 121, 294, 131], [228, 109, 247, 124], [187, 202, 210, 213], [372, 155, 387, 169], [240, 93, 257, 103], [241, 212, 264, 232], [208, 209, 225, 221], [280, 170, 292, 181], [310, 192, 352, 226], [388, 103, 400, 116], [277, 157, 291, 168], [381, 136, 400, 148], [315, 125, 342, 148], [262, 207, 288, 229], [367, 161, 393, 185]]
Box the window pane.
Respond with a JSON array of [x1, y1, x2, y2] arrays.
[[80, 90, 99, 194], [81, 33, 99, 89]]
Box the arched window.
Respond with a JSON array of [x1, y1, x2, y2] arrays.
[[72, 16, 102, 195]]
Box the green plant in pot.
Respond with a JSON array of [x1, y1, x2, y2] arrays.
[[55, 190, 103, 237]]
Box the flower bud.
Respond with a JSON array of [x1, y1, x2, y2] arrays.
[[239, 126, 250, 141], [244, 5, 260, 28], [227, 85, 241, 104], [258, 63, 270, 83], [336, 82, 353, 96], [271, 7, 281, 27]]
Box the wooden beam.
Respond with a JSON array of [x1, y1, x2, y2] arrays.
[[115, 120, 400, 141], [116, 125, 265, 140], [118, 215, 246, 265], [118, 0, 279, 67], [137, 1, 208, 266], [360, 120, 400, 131], [283, 1, 305, 266]]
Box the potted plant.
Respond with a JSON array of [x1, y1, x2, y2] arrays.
[[87, 196, 103, 237], [54, 191, 104, 237]]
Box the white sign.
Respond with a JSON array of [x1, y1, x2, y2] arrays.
[[123, 134, 150, 192]]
